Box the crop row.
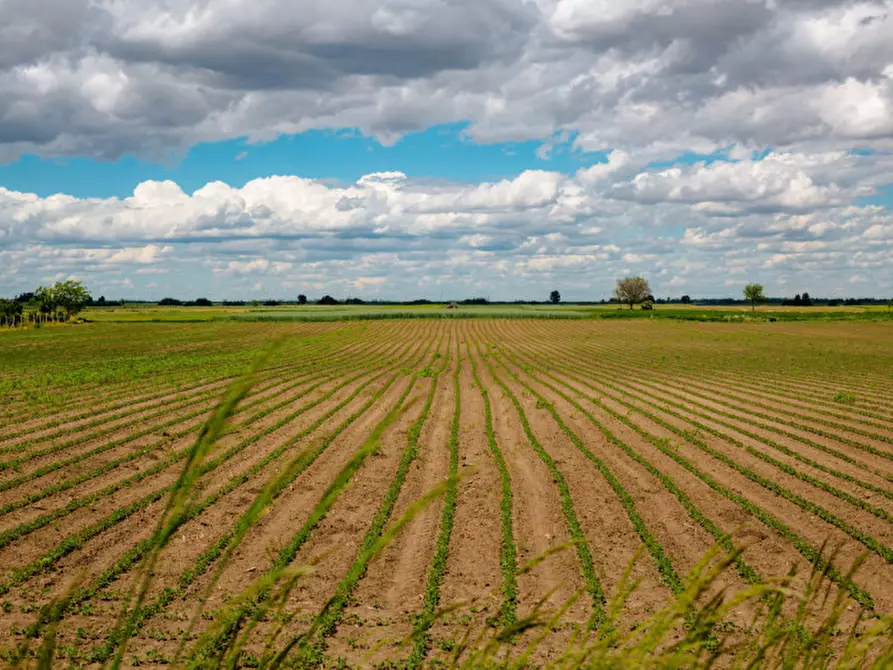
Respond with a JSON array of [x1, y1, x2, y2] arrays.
[[180, 333, 446, 667], [529, 327, 893, 512], [0, 326, 410, 520], [468, 348, 518, 629], [408, 339, 462, 666], [0, 325, 398, 461], [0, 328, 423, 556], [584, 339, 893, 457], [0, 327, 364, 453], [0, 328, 432, 607], [491, 325, 876, 609]]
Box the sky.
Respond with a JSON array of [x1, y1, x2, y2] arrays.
[[1, 0, 893, 301]]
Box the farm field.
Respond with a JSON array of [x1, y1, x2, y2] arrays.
[[77, 302, 893, 324], [1, 319, 893, 667]]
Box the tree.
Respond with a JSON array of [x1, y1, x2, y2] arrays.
[[614, 277, 651, 310], [34, 280, 90, 320], [34, 285, 57, 315], [801, 292, 812, 306], [680, 295, 691, 304], [318, 295, 339, 305], [0, 299, 23, 324], [549, 290, 561, 304], [298, 294, 307, 305], [743, 283, 766, 312], [53, 280, 91, 319]]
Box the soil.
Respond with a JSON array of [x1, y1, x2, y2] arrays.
[[0, 319, 891, 667]]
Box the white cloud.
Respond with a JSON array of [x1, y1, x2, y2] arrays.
[[2, 0, 893, 161], [1, 160, 891, 299], [2, 0, 893, 299]]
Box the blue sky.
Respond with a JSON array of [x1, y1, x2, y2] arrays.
[[0, 125, 603, 199], [2, 0, 892, 301]]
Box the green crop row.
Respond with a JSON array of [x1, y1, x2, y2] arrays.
[[489, 349, 682, 598], [496, 345, 761, 587], [506, 335, 875, 609], [0, 326, 409, 498], [512, 325, 893, 502], [0, 327, 384, 460], [533, 334, 893, 532], [582, 342, 893, 460], [468, 347, 518, 629], [0, 332, 408, 552], [408, 344, 462, 667], [70, 335, 433, 664], [0, 329, 353, 453], [298, 337, 452, 665], [0, 330, 427, 605], [477, 342, 608, 628], [584, 336, 893, 421], [182, 336, 442, 667]]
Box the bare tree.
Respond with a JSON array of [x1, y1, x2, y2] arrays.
[[614, 277, 651, 310], [744, 283, 766, 311]]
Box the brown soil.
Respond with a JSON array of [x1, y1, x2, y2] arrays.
[[1, 319, 892, 667]]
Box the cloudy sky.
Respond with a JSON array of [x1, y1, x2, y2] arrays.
[[2, 0, 892, 301]]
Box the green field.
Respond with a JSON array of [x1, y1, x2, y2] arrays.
[[1, 318, 892, 667], [75, 302, 893, 324]]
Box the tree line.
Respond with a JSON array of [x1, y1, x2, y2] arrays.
[[2, 278, 891, 328]]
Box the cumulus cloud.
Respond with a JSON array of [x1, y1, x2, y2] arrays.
[[1, 0, 893, 160], [2, 0, 893, 298], [1, 162, 891, 299]]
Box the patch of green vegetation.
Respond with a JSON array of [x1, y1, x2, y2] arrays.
[[469, 350, 518, 629]]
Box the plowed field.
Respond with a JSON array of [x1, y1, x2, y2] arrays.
[[1, 319, 892, 667]]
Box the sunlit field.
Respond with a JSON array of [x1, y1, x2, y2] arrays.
[[1, 319, 893, 667]]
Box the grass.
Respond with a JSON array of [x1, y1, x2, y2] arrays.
[[68, 303, 893, 326]]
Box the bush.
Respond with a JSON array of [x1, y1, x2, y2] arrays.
[[0, 299, 23, 322]]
